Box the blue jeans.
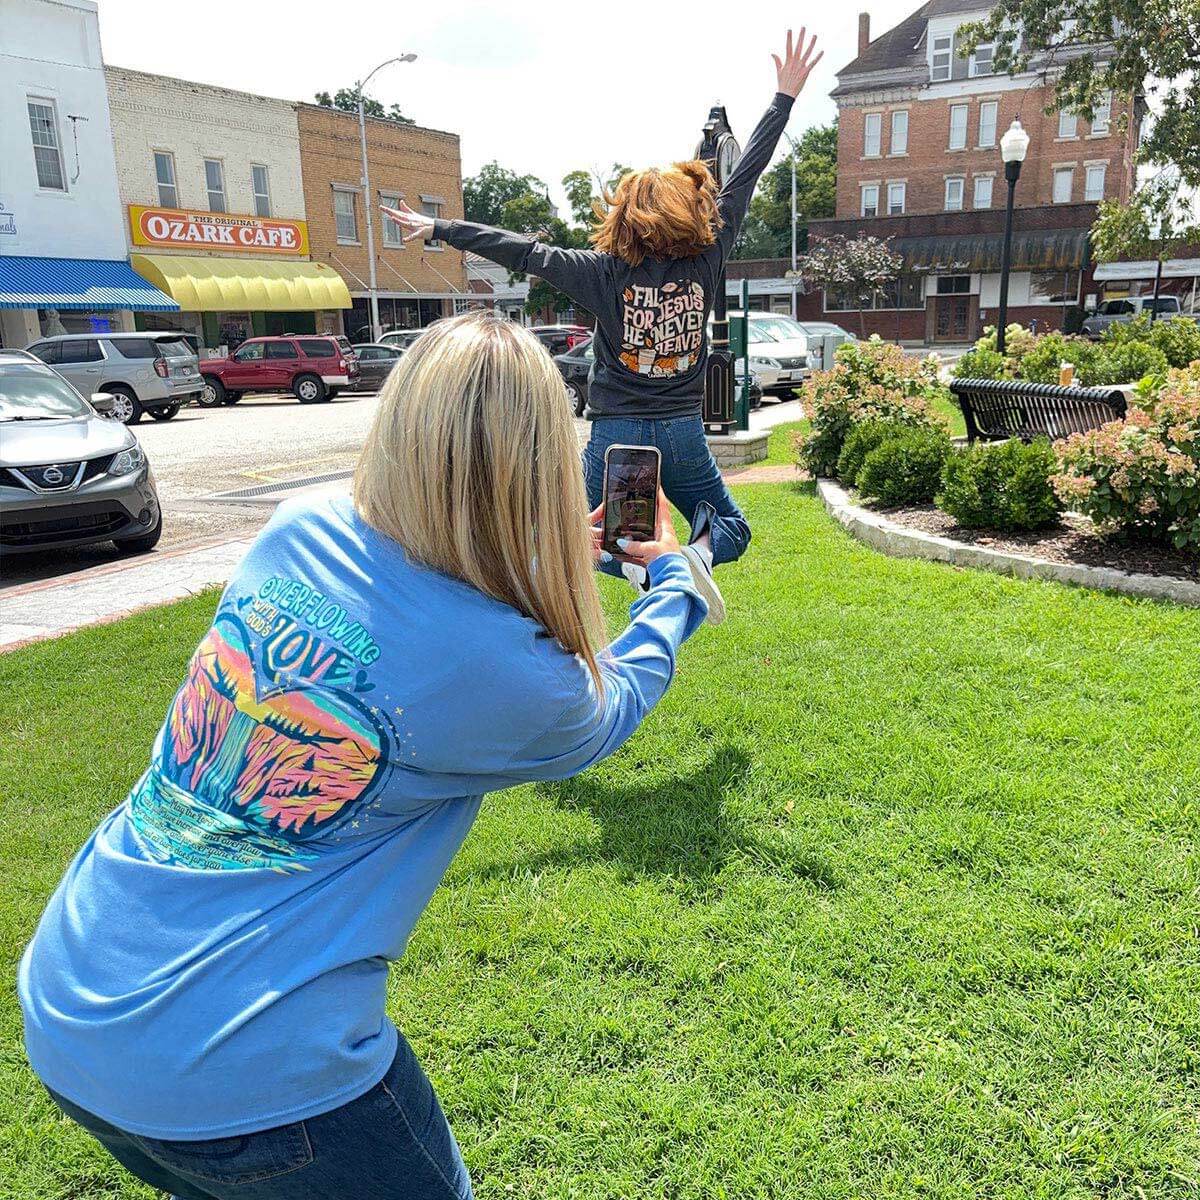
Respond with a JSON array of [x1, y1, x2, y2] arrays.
[[45, 1033, 471, 1200], [584, 415, 751, 578]]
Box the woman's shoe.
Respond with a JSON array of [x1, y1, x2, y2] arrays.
[[679, 545, 726, 625]]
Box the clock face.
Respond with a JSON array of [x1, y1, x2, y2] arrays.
[[716, 134, 741, 186]]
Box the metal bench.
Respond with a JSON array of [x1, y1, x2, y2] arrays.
[[950, 378, 1128, 444]]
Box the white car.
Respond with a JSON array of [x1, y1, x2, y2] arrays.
[[714, 312, 854, 397]]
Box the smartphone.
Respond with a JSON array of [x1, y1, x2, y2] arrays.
[[601, 444, 661, 555]]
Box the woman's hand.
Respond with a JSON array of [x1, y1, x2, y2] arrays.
[[773, 28, 823, 99], [613, 488, 682, 568], [380, 200, 436, 244]]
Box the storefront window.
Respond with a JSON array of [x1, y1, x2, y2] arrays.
[[825, 274, 923, 311], [1029, 271, 1080, 304]]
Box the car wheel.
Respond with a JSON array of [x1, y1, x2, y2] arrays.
[[294, 374, 326, 404], [326, 388, 340, 400], [107, 386, 142, 425], [222, 391, 242, 405], [146, 402, 181, 421], [199, 376, 226, 407], [565, 381, 586, 417], [114, 510, 163, 554]]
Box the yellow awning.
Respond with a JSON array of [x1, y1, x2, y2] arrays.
[[130, 254, 352, 312]]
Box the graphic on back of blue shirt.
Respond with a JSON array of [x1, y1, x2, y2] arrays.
[[618, 280, 706, 378], [130, 578, 397, 872]]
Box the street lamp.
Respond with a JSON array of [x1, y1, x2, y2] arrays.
[[995, 118, 1030, 355], [358, 53, 417, 342], [783, 132, 800, 318]]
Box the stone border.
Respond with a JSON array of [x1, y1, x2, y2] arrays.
[[817, 479, 1200, 607]]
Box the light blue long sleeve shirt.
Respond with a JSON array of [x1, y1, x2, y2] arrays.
[[19, 490, 705, 1139]]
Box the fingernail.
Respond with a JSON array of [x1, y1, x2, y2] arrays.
[[599, 550, 613, 564], [616, 538, 631, 550]]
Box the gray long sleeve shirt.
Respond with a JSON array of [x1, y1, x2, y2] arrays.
[[432, 92, 795, 420]]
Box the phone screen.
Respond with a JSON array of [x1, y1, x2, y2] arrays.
[[602, 446, 660, 554]]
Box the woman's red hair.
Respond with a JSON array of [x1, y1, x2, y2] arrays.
[[591, 161, 722, 266]]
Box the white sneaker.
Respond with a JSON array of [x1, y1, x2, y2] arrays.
[[621, 561, 650, 594], [680, 545, 726, 625]]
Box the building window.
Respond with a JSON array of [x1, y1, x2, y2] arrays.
[[890, 110, 908, 155], [864, 112, 882, 157], [1030, 270, 1081, 304], [936, 275, 971, 295], [27, 99, 66, 192], [978, 101, 998, 148], [949, 104, 968, 150], [251, 165, 271, 217], [1084, 163, 1107, 201], [973, 175, 994, 208], [944, 177, 965, 211], [334, 188, 358, 242], [204, 159, 226, 212], [969, 43, 994, 76], [1091, 91, 1112, 135], [931, 33, 953, 81], [1058, 110, 1078, 139], [860, 184, 879, 217], [380, 191, 404, 247], [421, 198, 442, 249], [153, 151, 178, 208], [825, 273, 923, 311], [887, 182, 906, 214], [1053, 167, 1074, 203]]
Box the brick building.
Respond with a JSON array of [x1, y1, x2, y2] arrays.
[[803, 0, 1141, 342], [294, 105, 468, 340], [107, 67, 350, 352]]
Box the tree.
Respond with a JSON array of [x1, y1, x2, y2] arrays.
[[1092, 173, 1200, 319], [313, 88, 413, 125], [957, 1, 1200, 185], [732, 122, 837, 260], [798, 235, 903, 336], [463, 162, 547, 227], [562, 163, 633, 226]]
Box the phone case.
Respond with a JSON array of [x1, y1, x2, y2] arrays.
[[601, 444, 661, 554]]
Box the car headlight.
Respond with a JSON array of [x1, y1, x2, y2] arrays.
[[109, 444, 147, 477], [750, 356, 781, 369]]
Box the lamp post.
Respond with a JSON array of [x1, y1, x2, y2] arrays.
[[358, 54, 417, 342], [996, 118, 1030, 356], [783, 132, 800, 318]]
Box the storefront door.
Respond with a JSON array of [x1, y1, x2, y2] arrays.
[[933, 295, 970, 341]]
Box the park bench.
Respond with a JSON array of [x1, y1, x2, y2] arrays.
[[950, 378, 1128, 444]]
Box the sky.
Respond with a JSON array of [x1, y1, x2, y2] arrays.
[[94, 0, 919, 212]]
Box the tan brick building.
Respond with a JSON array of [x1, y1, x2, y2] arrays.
[[804, 0, 1142, 342], [295, 104, 468, 339]]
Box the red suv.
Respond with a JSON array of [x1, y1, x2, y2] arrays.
[[199, 335, 359, 406]]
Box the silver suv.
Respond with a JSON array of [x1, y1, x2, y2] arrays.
[[25, 332, 203, 425]]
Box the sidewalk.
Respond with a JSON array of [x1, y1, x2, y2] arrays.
[[2, 402, 801, 653]]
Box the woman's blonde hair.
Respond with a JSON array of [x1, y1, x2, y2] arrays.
[[354, 311, 605, 688], [591, 161, 722, 266]]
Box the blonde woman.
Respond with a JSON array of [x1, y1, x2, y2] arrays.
[[20, 313, 705, 1200]]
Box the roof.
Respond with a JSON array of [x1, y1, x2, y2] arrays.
[[896, 229, 1091, 272], [837, 1, 932, 77]]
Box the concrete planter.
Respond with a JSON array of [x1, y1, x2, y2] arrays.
[[706, 430, 769, 468]]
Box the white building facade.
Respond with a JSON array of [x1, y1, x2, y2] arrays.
[[106, 68, 348, 351], [0, 0, 176, 347]]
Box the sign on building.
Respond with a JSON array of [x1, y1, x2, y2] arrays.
[[129, 205, 309, 255]]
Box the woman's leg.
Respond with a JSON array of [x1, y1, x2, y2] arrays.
[[656, 416, 751, 567]]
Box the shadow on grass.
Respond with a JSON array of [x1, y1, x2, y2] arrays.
[[476, 743, 840, 892]]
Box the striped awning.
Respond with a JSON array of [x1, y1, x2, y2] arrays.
[[895, 230, 1090, 273], [0, 255, 179, 311]]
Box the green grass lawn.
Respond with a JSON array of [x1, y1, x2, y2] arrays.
[[4, 484, 1199, 1199]]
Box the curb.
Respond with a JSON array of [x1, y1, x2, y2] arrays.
[[816, 478, 1200, 607]]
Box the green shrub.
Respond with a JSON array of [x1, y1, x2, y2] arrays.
[[1019, 333, 1102, 384], [1083, 340, 1170, 386], [856, 425, 951, 506], [1102, 314, 1152, 347], [1148, 317, 1200, 369], [837, 420, 903, 486], [937, 439, 1062, 531], [796, 338, 949, 477], [953, 346, 1007, 380]]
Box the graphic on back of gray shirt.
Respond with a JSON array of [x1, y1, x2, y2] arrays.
[[618, 279, 707, 378]]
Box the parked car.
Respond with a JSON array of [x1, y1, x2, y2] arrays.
[[554, 336, 763, 417], [713, 311, 811, 397], [25, 332, 202, 425], [199, 335, 359, 406], [0, 352, 162, 555], [349, 343, 404, 392], [531, 325, 591, 356], [1080, 296, 1196, 338], [379, 328, 431, 352]]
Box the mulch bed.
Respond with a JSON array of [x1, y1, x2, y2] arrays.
[[877, 504, 1200, 583]]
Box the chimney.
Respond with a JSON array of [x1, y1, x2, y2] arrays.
[[858, 12, 871, 57]]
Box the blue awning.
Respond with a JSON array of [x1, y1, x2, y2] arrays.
[[0, 256, 179, 311]]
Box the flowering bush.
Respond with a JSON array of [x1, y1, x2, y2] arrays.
[[953, 345, 1007, 380], [795, 338, 949, 477], [1052, 367, 1200, 549], [938, 438, 1062, 531]]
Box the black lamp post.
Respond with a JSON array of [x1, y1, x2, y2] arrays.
[[995, 119, 1030, 356]]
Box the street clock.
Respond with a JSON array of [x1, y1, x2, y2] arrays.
[[695, 106, 741, 186]]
